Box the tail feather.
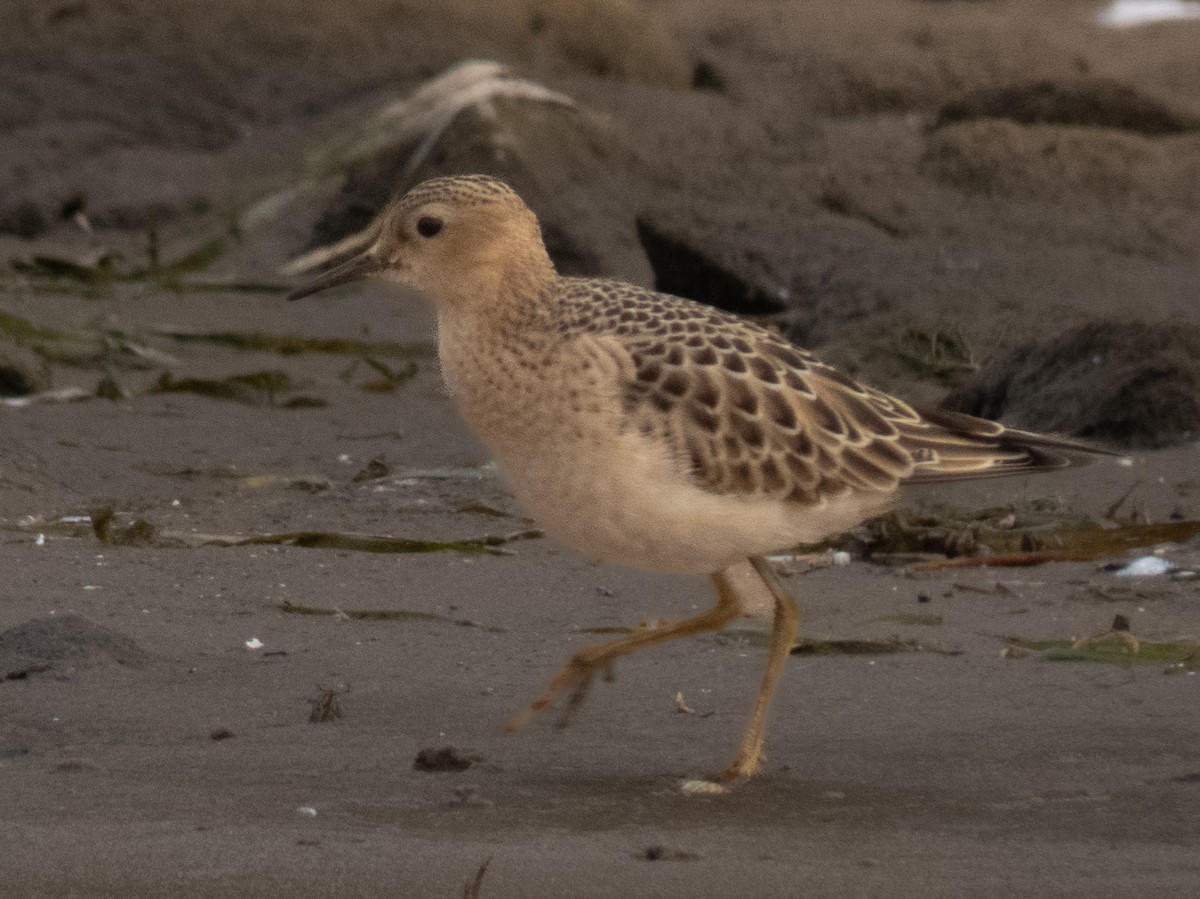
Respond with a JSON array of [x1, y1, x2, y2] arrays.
[[897, 406, 1117, 485]]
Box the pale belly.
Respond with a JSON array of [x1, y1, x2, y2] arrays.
[[492, 427, 886, 575]]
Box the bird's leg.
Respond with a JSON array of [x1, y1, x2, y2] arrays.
[[720, 556, 800, 781], [552, 660, 619, 730], [503, 574, 746, 734]]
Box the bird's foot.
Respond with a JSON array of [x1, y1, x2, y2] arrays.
[[552, 661, 617, 730], [502, 649, 616, 733], [719, 743, 765, 782]]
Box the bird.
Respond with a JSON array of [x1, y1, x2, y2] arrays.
[[287, 174, 1107, 781]]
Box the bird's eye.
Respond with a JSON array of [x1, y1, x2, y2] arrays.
[[416, 216, 444, 238]]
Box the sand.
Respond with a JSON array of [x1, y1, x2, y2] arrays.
[[2, 1, 1199, 895]]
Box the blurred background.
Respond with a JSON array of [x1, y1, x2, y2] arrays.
[[3, 0, 1198, 447]]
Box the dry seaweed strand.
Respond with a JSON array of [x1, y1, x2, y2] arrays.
[[463, 856, 493, 899], [908, 518, 1200, 571]]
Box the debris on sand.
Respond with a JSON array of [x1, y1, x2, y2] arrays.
[[90, 506, 157, 547], [279, 601, 504, 632], [1113, 555, 1174, 577], [307, 685, 345, 724], [724, 628, 959, 657], [280, 602, 438, 624], [680, 780, 729, 797], [642, 844, 702, 860], [8, 234, 249, 294], [413, 745, 476, 772], [9, 512, 542, 557], [789, 636, 961, 657], [462, 856, 493, 899], [207, 528, 542, 556], [151, 370, 324, 408], [1007, 634, 1198, 668], [157, 327, 433, 360], [840, 500, 1200, 568]]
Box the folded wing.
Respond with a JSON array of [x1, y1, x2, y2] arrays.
[[579, 287, 1108, 506]]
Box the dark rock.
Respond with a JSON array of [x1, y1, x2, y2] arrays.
[[634, 215, 786, 316], [0, 615, 150, 680], [0, 200, 47, 238], [641, 844, 701, 861], [934, 79, 1199, 135], [943, 320, 1200, 448], [691, 60, 727, 92], [0, 359, 38, 397], [307, 91, 652, 284]]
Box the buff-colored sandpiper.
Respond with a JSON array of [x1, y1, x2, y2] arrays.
[[288, 174, 1105, 781]]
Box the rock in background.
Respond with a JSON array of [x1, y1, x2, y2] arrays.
[[944, 320, 1200, 448], [292, 63, 653, 285]]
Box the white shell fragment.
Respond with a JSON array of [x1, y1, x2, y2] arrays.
[[245, 637, 265, 650], [1114, 556, 1173, 577], [681, 779, 730, 796], [1099, 0, 1200, 28]]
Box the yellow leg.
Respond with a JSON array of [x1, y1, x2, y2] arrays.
[[503, 569, 746, 734], [720, 556, 800, 781]]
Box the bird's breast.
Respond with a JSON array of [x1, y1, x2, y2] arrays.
[[436, 315, 616, 456]]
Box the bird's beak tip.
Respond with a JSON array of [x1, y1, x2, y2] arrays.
[[285, 284, 316, 302], [285, 253, 383, 302]]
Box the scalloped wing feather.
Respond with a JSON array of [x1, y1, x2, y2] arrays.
[[556, 278, 1106, 506]]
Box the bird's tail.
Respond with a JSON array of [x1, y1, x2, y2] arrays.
[[897, 406, 1118, 485]]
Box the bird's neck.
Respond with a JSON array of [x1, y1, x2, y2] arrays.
[[426, 238, 556, 311], [434, 272, 565, 447], [436, 276, 559, 365]]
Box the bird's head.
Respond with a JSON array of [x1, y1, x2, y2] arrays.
[[287, 174, 554, 309]]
